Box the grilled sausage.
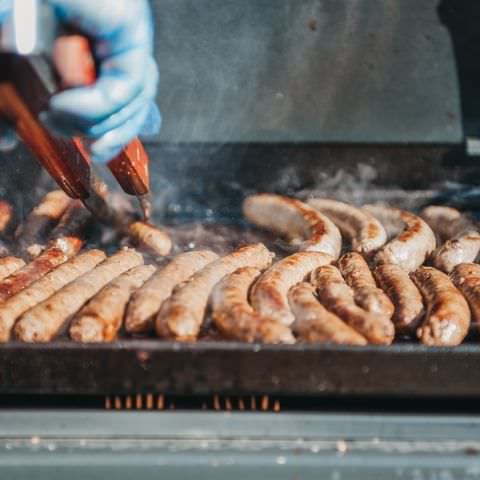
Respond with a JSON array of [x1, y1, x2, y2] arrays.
[[126, 250, 219, 334], [243, 194, 342, 258], [337, 252, 394, 318], [364, 205, 436, 272], [420, 206, 476, 243], [450, 263, 480, 328], [251, 251, 333, 326], [156, 244, 274, 341], [0, 250, 105, 342], [307, 198, 387, 253], [312, 265, 395, 345], [127, 221, 172, 257], [0, 239, 82, 303], [15, 248, 143, 342], [0, 200, 13, 234], [70, 265, 155, 343], [0, 257, 26, 282], [211, 267, 295, 344], [373, 264, 424, 332], [431, 233, 480, 274], [15, 190, 71, 259], [412, 266, 470, 346], [288, 282, 367, 345]]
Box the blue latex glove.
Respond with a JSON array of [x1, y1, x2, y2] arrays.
[[40, 0, 161, 163]]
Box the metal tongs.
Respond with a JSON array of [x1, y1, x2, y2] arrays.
[[0, 0, 152, 225]]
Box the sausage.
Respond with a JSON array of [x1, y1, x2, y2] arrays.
[[0, 200, 13, 234], [126, 250, 219, 334], [211, 267, 295, 344], [15, 190, 71, 259], [288, 282, 367, 345], [431, 233, 480, 274], [127, 221, 172, 257], [70, 265, 155, 343], [15, 248, 144, 343], [364, 205, 436, 272], [373, 264, 424, 332], [0, 250, 105, 342], [156, 243, 274, 341], [307, 198, 387, 253], [0, 257, 26, 282], [412, 266, 470, 346], [450, 263, 480, 327], [0, 239, 82, 303], [420, 206, 476, 243], [251, 251, 333, 326], [312, 265, 395, 344], [337, 252, 394, 318], [243, 194, 342, 258]]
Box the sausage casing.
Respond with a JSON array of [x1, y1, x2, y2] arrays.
[[450, 263, 480, 328]]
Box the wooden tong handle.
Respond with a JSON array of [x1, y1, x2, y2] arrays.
[[53, 36, 150, 196]]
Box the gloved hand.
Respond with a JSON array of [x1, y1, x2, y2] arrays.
[[41, 0, 161, 163]]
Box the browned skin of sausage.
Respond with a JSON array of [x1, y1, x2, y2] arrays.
[[337, 252, 394, 318], [157, 244, 274, 341], [0, 257, 26, 282], [0, 200, 13, 234], [251, 252, 333, 326], [420, 206, 476, 243], [412, 267, 470, 347], [0, 238, 82, 303], [307, 198, 387, 253], [450, 263, 480, 328], [15, 248, 144, 343], [15, 190, 71, 259], [431, 233, 480, 274], [312, 265, 395, 345], [211, 267, 295, 344], [126, 250, 219, 334], [243, 194, 342, 258], [127, 221, 172, 257], [373, 264, 424, 333], [0, 250, 106, 342], [70, 265, 155, 343], [364, 205, 436, 273], [288, 282, 367, 345]]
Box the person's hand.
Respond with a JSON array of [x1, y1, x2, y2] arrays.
[[41, 0, 161, 163]]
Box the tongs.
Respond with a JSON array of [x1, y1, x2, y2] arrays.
[[0, 1, 152, 225]]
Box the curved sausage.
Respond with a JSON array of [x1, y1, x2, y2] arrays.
[[126, 250, 219, 333], [243, 194, 342, 258], [307, 198, 387, 253], [412, 266, 470, 346], [364, 205, 436, 272], [373, 264, 424, 332], [251, 251, 333, 326], [312, 265, 395, 345], [0, 257, 26, 282], [431, 233, 480, 274], [211, 267, 295, 344], [450, 263, 480, 328], [70, 265, 155, 343], [337, 252, 394, 318], [288, 282, 367, 345], [127, 221, 172, 258], [157, 244, 274, 341]]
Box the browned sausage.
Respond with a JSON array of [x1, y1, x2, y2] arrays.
[[15, 190, 71, 259], [337, 252, 394, 318], [312, 265, 395, 345], [0, 250, 105, 342], [450, 263, 480, 328], [364, 205, 436, 272], [0, 257, 26, 282], [251, 252, 333, 326], [127, 221, 172, 257], [15, 248, 144, 343], [412, 267, 470, 346], [70, 265, 155, 343], [156, 244, 274, 341], [373, 264, 424, 332], [243, 194, 342, 258], [211, 267, 295, 343], [288, 282, 367, 345], [307, 198, 387, 253], [431, 233, 480, 274], [126, 250, 219, 334], [420, 206, 476, 243]]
